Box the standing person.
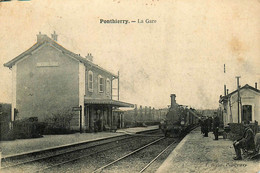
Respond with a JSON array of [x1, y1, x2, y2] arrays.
[[117, 118, 120, 129], [233, 122, 255, 160], [204, 117, 209, 137], [93, 119, 98, 133], [213, 113, 220, 140], [97, 119, 101, 131], [199, 119, 204, 134], [208, 117, 213, 132]]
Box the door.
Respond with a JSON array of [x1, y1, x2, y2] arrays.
[[242, 105, 252, 123]]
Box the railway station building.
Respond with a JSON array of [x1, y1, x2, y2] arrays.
[[219, 83, 260, 126], [4, 32, 134, 132]]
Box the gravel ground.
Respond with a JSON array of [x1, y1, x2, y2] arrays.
[[156, 128, 260, 173], [41, 133, 163, 173], [102, 138, 178, 173], [0, 126, 159, 157], [2, 135, 130, 168], [0, 133, 121, 156], [2, 131, 162, 173], [143, 139, 181, 173]]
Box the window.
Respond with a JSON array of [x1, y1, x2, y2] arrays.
[[98, 75, 104, 93], [88, 71, 93, 92], [106, 78, 111, 95]]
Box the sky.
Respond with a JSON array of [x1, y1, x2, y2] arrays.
[[0, 0, 259, 109]]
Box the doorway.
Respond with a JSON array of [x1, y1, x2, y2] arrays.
[[242, 105, 252, 123]]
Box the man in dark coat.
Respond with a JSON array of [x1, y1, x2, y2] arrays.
[[213, 114, 220, 140], [208, 117, 213, 132], [233, 123, 255, 160], [199, 119, 204, 134], [93, 119, 98, 133], [203, 117, 209, 137]]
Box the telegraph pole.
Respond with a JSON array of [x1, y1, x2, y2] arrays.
[[118, 71, 120, 101], [224, 64, 226, 96], [236, 76, 241, 123], [79, 105, 82, 133]]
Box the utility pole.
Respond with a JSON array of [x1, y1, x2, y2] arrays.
[[236, 76, 241, 123], [134, 104, 137, 125], [79, 105, 82, 133], [224, 64, 226, 96], [118, 71, 120, 101]]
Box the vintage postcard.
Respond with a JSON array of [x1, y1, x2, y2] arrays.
[[0, 0, 259, 172]]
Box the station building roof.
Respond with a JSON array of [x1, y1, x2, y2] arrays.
[[84, 98, 134, 108], [4, 33, 118, 78], [219, 84, 260, 103]]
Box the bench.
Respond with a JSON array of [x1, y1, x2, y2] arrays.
[[104, 125, 117, 132], [218, 130, 228, 139], [242, 133, 260, 159]]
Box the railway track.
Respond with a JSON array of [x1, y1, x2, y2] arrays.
[[1, 129, 162, 173], [139, 139, 178, 173], [91, 137, 179, 173]]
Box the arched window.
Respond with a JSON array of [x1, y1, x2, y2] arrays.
[[98, 75, 104, 93], [106, 78, 111, 95], [88, 71, 93, 92]]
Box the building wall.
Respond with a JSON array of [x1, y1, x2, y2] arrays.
[[11, 64, 17, 122], [240, 89, 260, 123], [83, 65, 114, 131], [16, 44, 80, 126], [84, 65, 113, 99], [79, 63, 86, 129], [222, 89, 260, 124], [221, 99, 233, 126]]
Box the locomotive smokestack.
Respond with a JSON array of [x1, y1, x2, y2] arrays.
[[170, 94, 176, 108]]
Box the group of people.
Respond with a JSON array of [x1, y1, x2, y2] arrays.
[[200, 113, 220, 140], [200, 114, 257, 160]]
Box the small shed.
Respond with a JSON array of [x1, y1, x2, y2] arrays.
[[219, 84, 260, 126]]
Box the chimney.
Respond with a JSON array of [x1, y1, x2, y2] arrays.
[[227, 89, 229, 95], [255, 82, 258, 89], [85, 53, 93, 62], [51, 31, 58, 41], [37, 32, 48, 43], [224, 85, 226, 96], [170, 94, 176, 108]]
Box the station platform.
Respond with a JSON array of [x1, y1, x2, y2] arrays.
[[156, 127, 260, 173], [0, 125, 158, 158]]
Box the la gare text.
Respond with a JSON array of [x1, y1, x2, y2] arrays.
[[100, 19, 157, 24]]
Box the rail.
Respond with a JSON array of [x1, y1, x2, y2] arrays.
[[1, 129, 161, 172], [92, 137, 165, 173], [139, 140, 177, 173]]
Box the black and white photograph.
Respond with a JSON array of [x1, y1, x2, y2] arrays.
[[0, 0, 259, 172]]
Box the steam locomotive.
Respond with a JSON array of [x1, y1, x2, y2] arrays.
[[159, 94, 200, 137]]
